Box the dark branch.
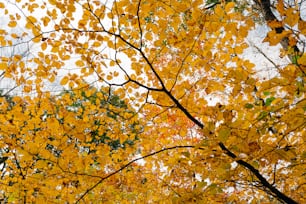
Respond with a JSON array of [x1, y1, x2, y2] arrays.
[[218, 142, 298, 204], [254, 0, 300, 53]]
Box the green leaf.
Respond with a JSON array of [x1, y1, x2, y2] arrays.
[[197, 181, 207, 188], [292, 55, 300, 65], [252, 160, 259, 169], [181, 151, 190, 158], [301, 151, 306, 159], [207, 183, 222, 194], [257, 111, 268, 120], [263, 91, 270, 96], [265, 97, 275, 106], [244, 103, 254, 109]]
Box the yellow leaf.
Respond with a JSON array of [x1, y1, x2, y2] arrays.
[[35, 160, 47, 169], [218, 127, 230, 142], [42, 16, 50, 26], [97, 35, 104, 41], [214, 5, 224, 18], [284, 8, 299, 27], [68, 81, 74, 87], [8, 21, 17, 28], [51, 46, 59, 53], [267, 20, 283, 29], [25, 22, 34, 29], [92, 41, 101, 47], [0, 2, 4, 8], [297, 54, 306, 65], [75, 60, 85, 67], [276, 0, 285, 15], [0, 62, 7, 70], [23, 85, 32, 93], [225, 2, 235, 13], [49, 74, 55, 82], [298, 20, 306, 35], [106, 75, 113, 80], [275, 149, 297, 161], [10, 33, 19, 39], [48, 0, 56, 5], [60, 76, 69, 85], [27, 15, 37, 23], [263, 30, 291, 46], [110, 61, 116, 66], [41, 42, 47, 50]]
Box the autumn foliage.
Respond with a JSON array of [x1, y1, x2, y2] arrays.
[[0, 0, 305, 203]]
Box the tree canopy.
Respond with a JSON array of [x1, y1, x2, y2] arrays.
[[0, 0, 305, 203]]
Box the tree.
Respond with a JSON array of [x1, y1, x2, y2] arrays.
[[0, 0, 305, 203], [0, 86, 142, 203]]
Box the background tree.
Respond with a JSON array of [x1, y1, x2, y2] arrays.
[[0, 0, 305, 203], [0, 86, 142, 203]]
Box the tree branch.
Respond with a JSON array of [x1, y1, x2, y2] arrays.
[[75, 145, 200, 203], [218, 142, 298, 204], [254, 0, 300, 54]]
